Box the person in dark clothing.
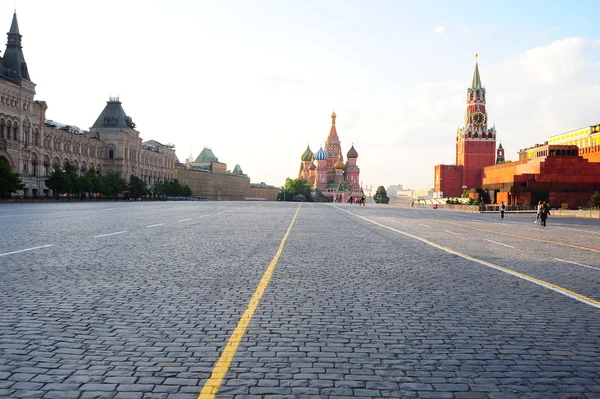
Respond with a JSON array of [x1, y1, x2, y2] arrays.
[[540, 201, 550, 227], [500, 201, 506, 219], [361, 196, 366, 206]]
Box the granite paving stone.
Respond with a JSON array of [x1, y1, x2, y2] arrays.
[[1, 203, 600, 398]]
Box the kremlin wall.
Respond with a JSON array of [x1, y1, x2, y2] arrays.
[[434, 57, 600, 209]]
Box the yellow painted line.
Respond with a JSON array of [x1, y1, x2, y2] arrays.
[[197, 204, 301, 399], [437, 220, 600, 253], [334, 206, 600, 309]]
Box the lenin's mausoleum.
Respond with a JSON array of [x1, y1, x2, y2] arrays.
[[434, 57, 600, 208]]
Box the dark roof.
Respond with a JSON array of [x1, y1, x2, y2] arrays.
[[1, 12, 30, 81], [144, 140, 163, 147], [9, 13, 19, 34], [91, 99, 135, 129]]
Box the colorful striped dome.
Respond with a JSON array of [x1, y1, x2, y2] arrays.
[[314, 147, 328, 161], [301, 145, 314, 162]]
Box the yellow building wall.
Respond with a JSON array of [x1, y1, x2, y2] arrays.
[[248, 187, 279, 201], [175, 167, 250, 200]]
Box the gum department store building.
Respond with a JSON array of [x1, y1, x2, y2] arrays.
[[0, 13, 174, 197]]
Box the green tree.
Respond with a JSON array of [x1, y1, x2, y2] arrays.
[[278, 177, 312, 201], [165, 179, 184, 197], [86, 169, 104, 199], [128, 175, 148, 199], [45, 166, 68, 199], [590, 191, 600, 209], [152, 180, 167, 199], [63, 163, 80, 200], [78, 174, 92, 199], [103, 171, 127, 199], [0, 159, 24, 199], [373, 186, 390, 204], [182, 184, 192, 198]]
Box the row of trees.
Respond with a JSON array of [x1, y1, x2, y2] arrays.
[[45, 164, 193, 200], [0, 160, 192, 200]]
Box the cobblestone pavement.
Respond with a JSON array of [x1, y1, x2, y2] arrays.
[[1, 202, 600, 399]]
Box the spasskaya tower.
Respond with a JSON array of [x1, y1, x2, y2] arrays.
[[455, 54, 497, 191], [434, 55, 498, 198]]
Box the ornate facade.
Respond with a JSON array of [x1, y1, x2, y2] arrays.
[[0, 12, 174, 197], [434, 56, 498, 198], [299, 112, 363, 202]]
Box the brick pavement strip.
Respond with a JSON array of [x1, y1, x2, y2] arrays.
[[1, 203, 600, 399]]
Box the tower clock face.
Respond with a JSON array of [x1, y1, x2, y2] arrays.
[[472, 112, 486, 125]]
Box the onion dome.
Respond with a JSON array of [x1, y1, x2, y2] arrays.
[[334, 157, 345, 170], [309, 162, 316, 170], [314, 146, 328, 161], [347, 144, 358, 159], [301, 145, 314, 162]]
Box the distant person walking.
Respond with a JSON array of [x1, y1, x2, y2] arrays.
[[361, 196, 366, 206], [535, 201, 542, 223], [540, 201, 550, 227], [500, 201, 506, 219], [349, 196, 353, 205]]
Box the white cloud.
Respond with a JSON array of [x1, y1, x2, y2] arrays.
[[493, 37, 590, 87], [593, 39, 600, 48], [434, 25, 446, 35]]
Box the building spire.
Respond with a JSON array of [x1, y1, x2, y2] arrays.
[[3, 11, 30, 80], [472, 53, 482, 90], [9, 11, 20, 35], [328, 111, 339, 141]]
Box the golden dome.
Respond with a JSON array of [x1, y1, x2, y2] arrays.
[[331, 111, 336, 118], [334, 155, 345, 170]]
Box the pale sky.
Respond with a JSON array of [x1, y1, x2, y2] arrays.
[[3, 0, 600, 190]]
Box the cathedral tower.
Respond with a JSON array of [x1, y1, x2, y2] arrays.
[[455, 55, 497, 191], [325, 111, 343, 183]]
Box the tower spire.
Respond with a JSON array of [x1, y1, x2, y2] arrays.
[[3, 12, 30, 80], [328, 111, 339, 141], [9, 12, 20, 35], [472, 53, 482, 90]]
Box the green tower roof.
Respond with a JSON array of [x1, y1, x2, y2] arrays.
[[194, 148, 218, 163]]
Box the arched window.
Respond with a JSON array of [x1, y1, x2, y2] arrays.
[[109, 149, 114, 159], [13, 122, 18, 141]]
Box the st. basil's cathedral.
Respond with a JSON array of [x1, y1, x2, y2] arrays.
[[298, 112, 363, 202]]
